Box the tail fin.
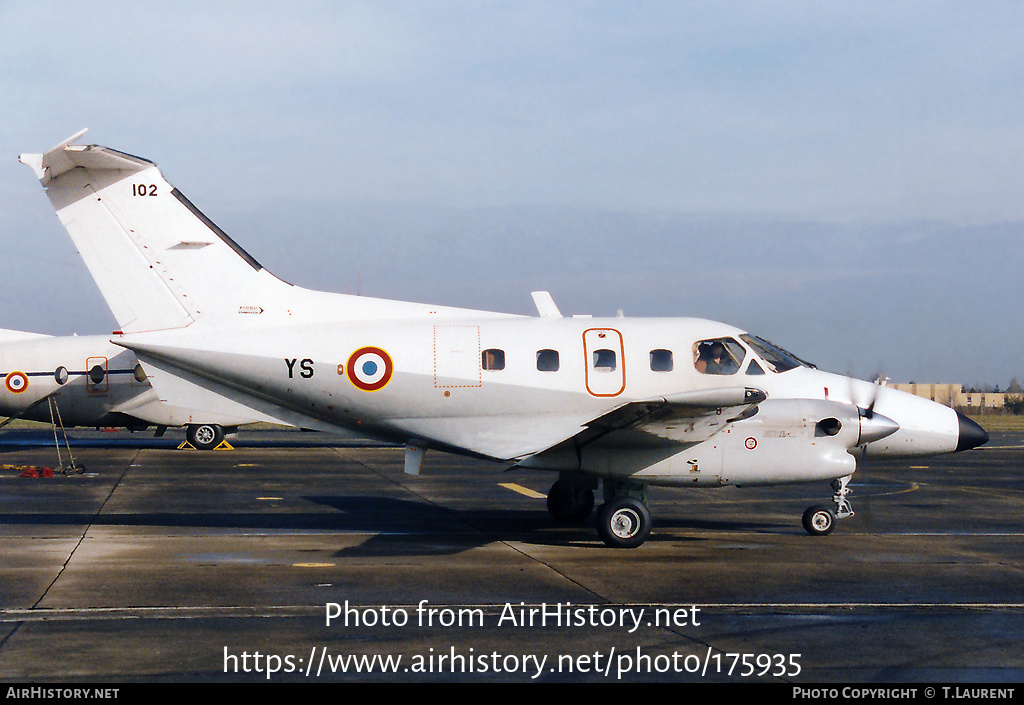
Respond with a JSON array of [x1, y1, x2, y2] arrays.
[[20, 131, 291, 334]]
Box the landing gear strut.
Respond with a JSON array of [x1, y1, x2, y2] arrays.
[[802, 475, 854, 536]]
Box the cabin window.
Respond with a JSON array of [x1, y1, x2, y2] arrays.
[[592, 349, 616, 371], [88, 365, 106, 385], [482, 349, 505, 371], [537, 349, 560, 372], [650, 349, 673, 372], [693, 338, 745, 375]]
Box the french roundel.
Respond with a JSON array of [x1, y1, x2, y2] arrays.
[[346, 347, 393, 392], [4, 371, 28, 394]]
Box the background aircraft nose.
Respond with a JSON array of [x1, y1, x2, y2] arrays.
[[955, 411, 989, 452]]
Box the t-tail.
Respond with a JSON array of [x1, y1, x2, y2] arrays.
[[20, 131, 492, 333]]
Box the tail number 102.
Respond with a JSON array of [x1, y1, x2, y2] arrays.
[[132, 184, 158, 196]]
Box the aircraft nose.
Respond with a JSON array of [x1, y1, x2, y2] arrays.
[[955, 411, 989, 452]]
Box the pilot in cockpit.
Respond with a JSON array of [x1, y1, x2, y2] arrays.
[[695, 340, 739, 375]]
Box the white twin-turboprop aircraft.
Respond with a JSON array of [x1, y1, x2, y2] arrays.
[[0, 328, 238, 449], [16, 131, 988, 547]]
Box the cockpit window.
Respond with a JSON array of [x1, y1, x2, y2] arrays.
[[740, 334, 813, 373], [693, 338, 745, 375]]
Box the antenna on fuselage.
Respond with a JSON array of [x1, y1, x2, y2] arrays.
[[531, 291, 562, 318]]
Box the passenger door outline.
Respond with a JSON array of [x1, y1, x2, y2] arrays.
[[583, 328, 625, 397]]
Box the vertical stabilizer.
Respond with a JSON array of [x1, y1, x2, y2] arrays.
[[20, 132, 291, 334]]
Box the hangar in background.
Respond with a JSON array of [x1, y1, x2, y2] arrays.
[[891, 383, 1006, 412]]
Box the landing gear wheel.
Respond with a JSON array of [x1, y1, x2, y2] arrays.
[[547, 481, 595, 525], [802, 504, 836, 536], [597, 497, 652, 548], [187, 423, 224, 450]]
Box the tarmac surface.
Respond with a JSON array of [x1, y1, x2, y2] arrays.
[[0, 426, 1021, 683]]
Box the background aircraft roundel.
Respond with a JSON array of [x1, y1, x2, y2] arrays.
[[5, 371, 28, 394], [346, 347, 394, 392]]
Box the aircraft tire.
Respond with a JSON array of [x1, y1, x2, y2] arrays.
[[597, 497, 651, 549], [187, 423, 225, 450], [547, 481, 595, 525], [802, 504, 836, 536]]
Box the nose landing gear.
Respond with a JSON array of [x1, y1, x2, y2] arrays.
[[802, 475, 854, 536]]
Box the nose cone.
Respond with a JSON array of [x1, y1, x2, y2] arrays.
[[955, 412, 989, 452]]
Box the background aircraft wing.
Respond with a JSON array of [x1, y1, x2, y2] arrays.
[[0, 389, 61, 429]]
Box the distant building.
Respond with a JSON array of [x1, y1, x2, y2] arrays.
[[890, 383, 1005, 411]]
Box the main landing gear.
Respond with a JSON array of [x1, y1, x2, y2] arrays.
[[546, 478, 595, 525], [801, 475, 854, 536], [547, 475, 652, 549], [186, 423, 226, 450], [597, 495, 651, 549]]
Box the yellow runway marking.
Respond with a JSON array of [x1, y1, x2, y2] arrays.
[[293, 563, 336, 568], [499, 482, 545, 499]]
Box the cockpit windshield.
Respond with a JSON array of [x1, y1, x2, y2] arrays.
[[740, 334, 814, 373]]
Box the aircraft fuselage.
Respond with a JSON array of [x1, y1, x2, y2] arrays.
[[117, 313, 971, 487], [0, 334, 155, 428]]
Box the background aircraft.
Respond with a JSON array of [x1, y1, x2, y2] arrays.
[[0, 327, 243, 449], [18, 132, 988, 547]]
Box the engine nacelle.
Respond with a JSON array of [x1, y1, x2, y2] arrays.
[[586, 399, 869, 488]]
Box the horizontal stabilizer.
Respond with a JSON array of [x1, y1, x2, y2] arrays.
[[20, 129, 149, 185]]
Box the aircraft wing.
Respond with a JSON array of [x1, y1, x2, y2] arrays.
[[0, 389, 61, 429], [579, 386, 766, 445], [517, 386, 766, 468]]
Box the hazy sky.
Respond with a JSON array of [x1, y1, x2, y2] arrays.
[[0, 2, 1021, 385]]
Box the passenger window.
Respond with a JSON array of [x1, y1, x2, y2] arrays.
[[482, 349, 505, 371], [693, 338, 745, 375], [537, 349, 560, 372], [650, 349, 673, 372], [89, 365, 106, 385], [593, 349, 616, 371]]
